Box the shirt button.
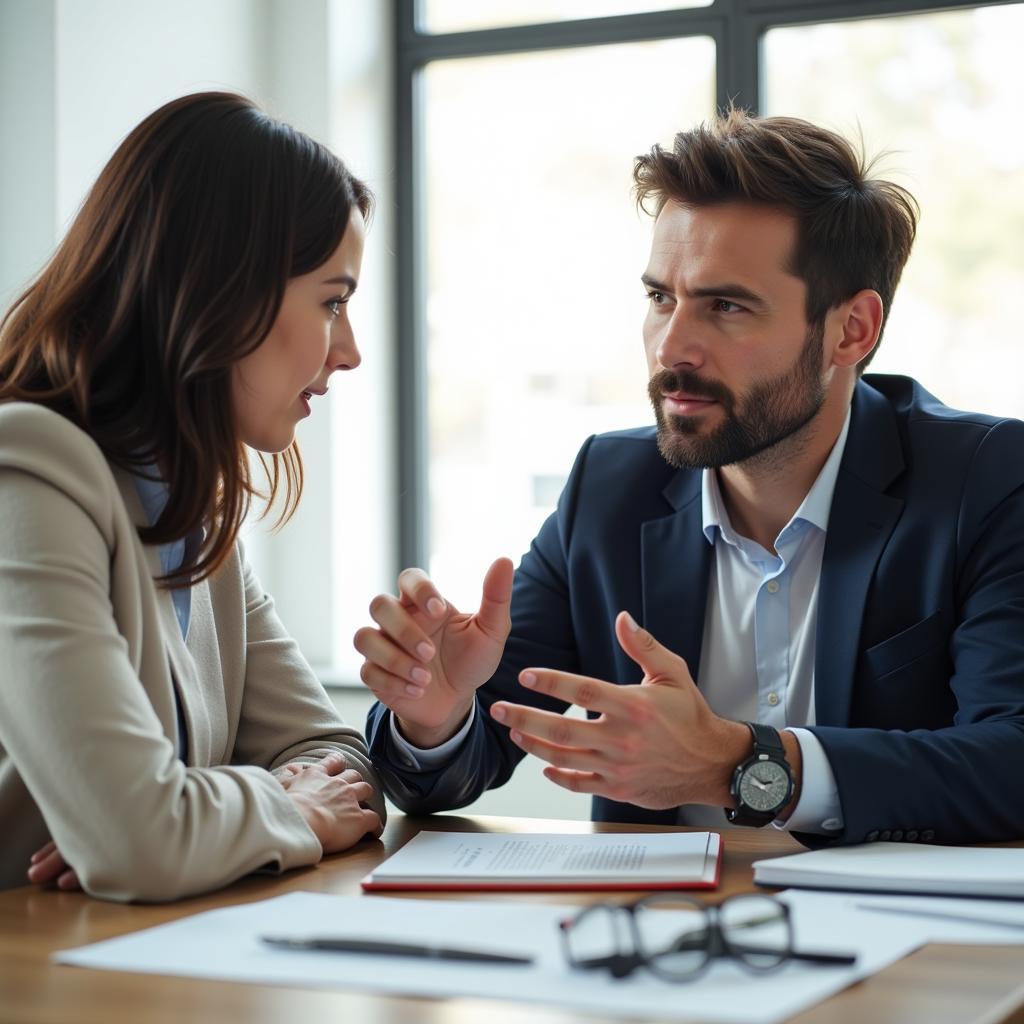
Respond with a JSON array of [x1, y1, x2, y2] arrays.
[[906, 830, 919, 842], [766, 580, 780, 594], [891, 830, 904, 841], [766, 692, 780, 706]]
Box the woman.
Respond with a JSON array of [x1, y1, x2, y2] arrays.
[[0, 92, 385, 902]]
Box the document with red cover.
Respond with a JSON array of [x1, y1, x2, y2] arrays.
[[361, 830, 722, 892]]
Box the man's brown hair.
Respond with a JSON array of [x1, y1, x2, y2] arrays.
[[0, 91, 372, 586], [634, 107, 918, 367]]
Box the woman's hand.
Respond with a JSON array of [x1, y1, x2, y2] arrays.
[[353, 557, 514, 747], [27, 840, 81, 891], [279, 753, 383, 854]]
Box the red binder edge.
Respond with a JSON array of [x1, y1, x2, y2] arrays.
[[360, 832, 723, 893]]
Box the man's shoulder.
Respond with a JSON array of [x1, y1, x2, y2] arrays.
[[578, 425, 682, 482], [862, 373, 1023, 433], [857, 374, 1024, 490]]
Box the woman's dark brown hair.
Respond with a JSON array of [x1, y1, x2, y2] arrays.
[[0, 91, 372, 585], [634, 107, 918, 369]]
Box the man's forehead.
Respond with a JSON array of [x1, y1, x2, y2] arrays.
[[646, 200, 800, 283]]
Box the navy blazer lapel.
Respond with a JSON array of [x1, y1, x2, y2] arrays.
[[641, 469, 713, 683], [816, 382, 905, 726]]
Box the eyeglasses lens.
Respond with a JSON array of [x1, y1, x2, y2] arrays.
[[719, 894, 790, 971], [635, 897, 710, 979], [564, 904, 631, 968]]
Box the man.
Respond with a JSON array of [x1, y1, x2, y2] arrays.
[[354, 109, 1024, 846]]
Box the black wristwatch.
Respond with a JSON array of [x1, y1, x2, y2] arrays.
[[726, 722, 794, 827]]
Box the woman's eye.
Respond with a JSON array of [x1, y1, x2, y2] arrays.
[[326, 297, 347, 317]]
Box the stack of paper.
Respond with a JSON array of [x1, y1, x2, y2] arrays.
[[753, 842, 1024, 896], [360, 830, 721, 892]]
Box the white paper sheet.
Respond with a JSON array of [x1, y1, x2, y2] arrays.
[[753, 841, 1024, 896], [362, 829, 718, 886], [52, 890, 954, 1024]]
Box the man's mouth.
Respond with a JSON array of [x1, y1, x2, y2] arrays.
[[663, 391, 718, 415]]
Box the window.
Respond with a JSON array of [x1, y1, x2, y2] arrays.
[[764, 4, 1024, 420], [397, 0, 1022, 602], [422, 38, 714, 605]]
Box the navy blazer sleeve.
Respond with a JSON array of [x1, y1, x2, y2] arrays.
[[365, 437, 597, 814]]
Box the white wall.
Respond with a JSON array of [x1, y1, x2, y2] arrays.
[[0, 0, 57, 311]]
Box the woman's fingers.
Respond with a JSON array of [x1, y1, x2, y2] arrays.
[[30, 840, 57, 864]]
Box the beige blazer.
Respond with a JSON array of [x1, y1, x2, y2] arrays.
[[0, 402, 385, 900]]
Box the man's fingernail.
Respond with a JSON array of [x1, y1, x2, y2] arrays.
[[427, 597, 445, 617], [404, 684, 425, 698], [416, 641, 434, 660], [410, 666, 430, 684], [491, 705, 506, 722], [521, 671, 537, 688], [623, 611, 640, 632]]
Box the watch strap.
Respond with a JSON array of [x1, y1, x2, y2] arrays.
[[725, 722, 792, 827]]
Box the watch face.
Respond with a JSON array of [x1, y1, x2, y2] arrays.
[[738, 760, 790, 812]]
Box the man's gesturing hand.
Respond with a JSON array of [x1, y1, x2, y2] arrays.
[[489, 611, 751, 809], [353, 557, 514, 747]]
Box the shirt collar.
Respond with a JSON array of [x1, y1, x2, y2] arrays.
[[701, 407, 853, 547]]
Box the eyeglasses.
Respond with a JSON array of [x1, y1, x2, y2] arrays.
[[559, 893, 856, 981]]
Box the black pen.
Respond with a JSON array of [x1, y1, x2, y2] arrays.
[[261, 936, 534, 965]]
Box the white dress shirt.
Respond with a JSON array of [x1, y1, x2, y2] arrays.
[[393, 414, 851, 835]]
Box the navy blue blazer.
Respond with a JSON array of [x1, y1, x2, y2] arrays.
[[368, 375, 1024, 846]]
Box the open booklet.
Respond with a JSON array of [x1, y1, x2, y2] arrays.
[[361, 830, 722, 892], [753, 842, 1024, 897]]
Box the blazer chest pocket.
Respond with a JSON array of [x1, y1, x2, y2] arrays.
[[864, 610, 948, 681]]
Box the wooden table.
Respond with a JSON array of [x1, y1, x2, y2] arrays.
[[3, 814, 1024, 1024]]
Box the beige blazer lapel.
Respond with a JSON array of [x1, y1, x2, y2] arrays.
[[113, 468, 210, 765]]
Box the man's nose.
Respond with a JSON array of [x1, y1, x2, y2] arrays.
[[655, 304, 706, 371]]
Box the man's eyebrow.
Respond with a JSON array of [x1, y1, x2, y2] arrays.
[[641, 275, 769, 310], [689, 283, 768, 309], [322, 274, 357, 291], [641, 274, 671, 293]]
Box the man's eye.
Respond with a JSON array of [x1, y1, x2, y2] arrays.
[[713, 299, 744, 314], [646, 290, 667, 305]]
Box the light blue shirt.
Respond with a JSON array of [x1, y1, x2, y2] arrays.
[[685, 411, 851, 834], [133, 472, 200, 760]]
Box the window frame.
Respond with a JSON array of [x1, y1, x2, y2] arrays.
[[394, 0, 1016, 567]]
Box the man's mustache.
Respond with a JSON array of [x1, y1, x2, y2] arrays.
[[647, 369, 733, 409]]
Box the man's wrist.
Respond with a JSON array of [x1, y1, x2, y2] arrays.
[[776, 729, 804, 821], [713, 718, 755, 807], [395, 699, 475, 749]]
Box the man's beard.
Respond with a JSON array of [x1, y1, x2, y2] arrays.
[[648, 323, 826, 470]]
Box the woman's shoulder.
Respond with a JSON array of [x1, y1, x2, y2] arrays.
[[0, 400, 118, 509]]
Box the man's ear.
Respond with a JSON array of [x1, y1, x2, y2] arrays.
[[829, 289, 884, 370]]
